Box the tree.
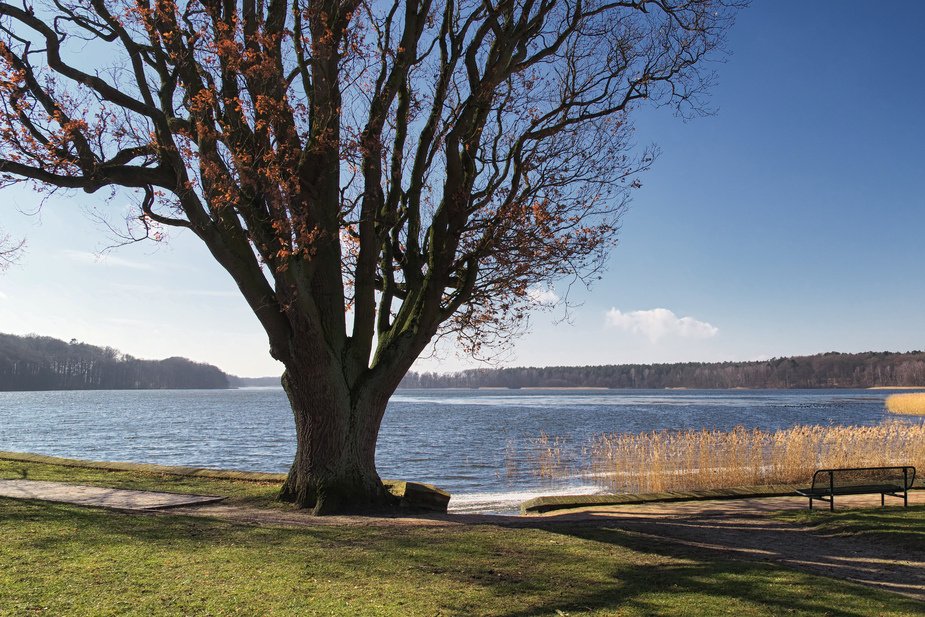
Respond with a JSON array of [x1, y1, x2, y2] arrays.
[[0, 0, 742, 513]]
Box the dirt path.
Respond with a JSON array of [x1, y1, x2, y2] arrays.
[[171, 493, 925, 603]]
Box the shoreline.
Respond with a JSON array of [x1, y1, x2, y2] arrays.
[[0, 449, 287, 482]]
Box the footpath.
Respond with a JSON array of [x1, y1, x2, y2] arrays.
[[0, 478, 225, 509]]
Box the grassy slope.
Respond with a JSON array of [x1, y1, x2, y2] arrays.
[[2, 460, 924, 616]]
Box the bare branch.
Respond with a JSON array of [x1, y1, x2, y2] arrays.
[[0, 227, 24, 271]]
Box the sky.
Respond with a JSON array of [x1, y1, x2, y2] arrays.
[[1, 1, 923, 378]]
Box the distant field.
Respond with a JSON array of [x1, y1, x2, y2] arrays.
[[870, 386, 925, 390], [886, 392, 925, 415]]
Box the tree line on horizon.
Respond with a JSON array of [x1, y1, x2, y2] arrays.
[[0, 333, 229, 391], [400, 351, 925, 390]]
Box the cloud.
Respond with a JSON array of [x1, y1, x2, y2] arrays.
[[0, 290, 6, 300], [605, 308, 718, 342], [528, 286, 560, 306]]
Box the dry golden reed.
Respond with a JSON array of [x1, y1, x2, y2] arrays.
[[507, 422, 925, 495], [507, 432, 572, 481], [886, 392, 925, 416]]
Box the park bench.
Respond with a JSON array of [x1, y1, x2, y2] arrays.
[[795, 466, 916, 511]]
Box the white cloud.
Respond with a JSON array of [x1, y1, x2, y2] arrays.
[[605, 308, 719, 342], [0, 290, 7, 300], [528, 286, 560, 306]]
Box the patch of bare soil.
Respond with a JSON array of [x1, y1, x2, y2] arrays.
[[170, 494, 925, 603]]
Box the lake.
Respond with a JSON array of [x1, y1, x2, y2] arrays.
[[0, 388, 916, 512]]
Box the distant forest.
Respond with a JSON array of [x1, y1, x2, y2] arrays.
[[227, 376, 282, 388], [0, 333, 229, 391], [6, 332, 924, 392], [399, 351, 925, 390]]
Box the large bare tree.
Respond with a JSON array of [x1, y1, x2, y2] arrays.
[[0, 0, 742, 513]]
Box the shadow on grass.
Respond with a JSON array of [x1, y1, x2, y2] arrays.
[[534, 522, 922, 617], [3, 497, 924, 616], [775, 504, 925, 552]]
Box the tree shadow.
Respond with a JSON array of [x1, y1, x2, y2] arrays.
[[516, 510, 925, 616], [368, 508, 925, 615]]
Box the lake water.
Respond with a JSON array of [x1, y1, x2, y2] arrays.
[[0, 388, 917, 513]]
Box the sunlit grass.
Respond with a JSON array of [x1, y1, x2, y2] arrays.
[[2, 498, 924, 616], [2, 454, 925, 613], [508, 422, 925, 494], [886, 392, 925, 416]]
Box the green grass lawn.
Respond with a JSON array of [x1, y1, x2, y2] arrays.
[[2, 460, 924, 616], [775, 504, 925, 553]]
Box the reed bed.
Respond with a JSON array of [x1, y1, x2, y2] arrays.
[[885, 392, 925, 415], [507, 432, 575, 481], [507, 422, 925, 495]]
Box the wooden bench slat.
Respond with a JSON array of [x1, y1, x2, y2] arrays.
[[796, 484, 903, 497]]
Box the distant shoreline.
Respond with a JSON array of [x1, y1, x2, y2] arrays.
[[397, 385, 925, 391], [400, 351, 925, 390], [7, 381, 923, 393], [868, 386, 925, 390]]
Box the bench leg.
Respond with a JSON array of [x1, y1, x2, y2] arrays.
[[882, 493, 885, 507]]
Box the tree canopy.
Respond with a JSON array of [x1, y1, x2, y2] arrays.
[[0, 0, 743, 513]]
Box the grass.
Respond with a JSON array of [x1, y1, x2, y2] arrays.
[[886, 393, 925, 416], [2, 496, 924, 616], [509, 422, 925, 495], [2, 460, 925, 615], [774, 504, 925, 553]]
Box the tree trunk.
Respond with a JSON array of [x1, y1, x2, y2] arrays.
[[276, 366, 397, 515]]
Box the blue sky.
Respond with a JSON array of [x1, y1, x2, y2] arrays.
[[1, 1, 923, 377]]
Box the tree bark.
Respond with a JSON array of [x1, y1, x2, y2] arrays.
[[276, 365, 397, 515]]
